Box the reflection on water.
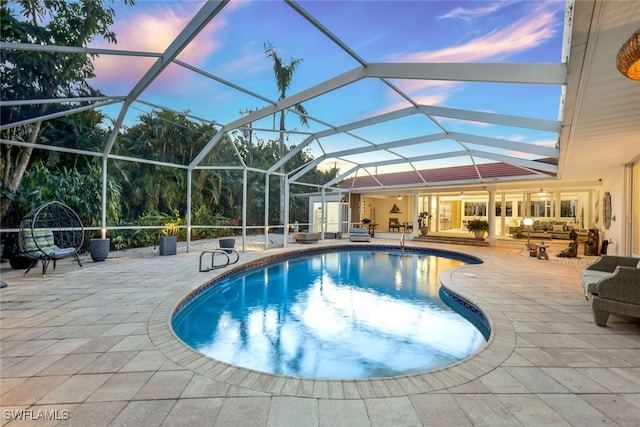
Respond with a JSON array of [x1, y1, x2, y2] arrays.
[[173, 251, 485, 379]]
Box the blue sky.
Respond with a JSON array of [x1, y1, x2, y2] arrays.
[[89, 0, 566, 172]]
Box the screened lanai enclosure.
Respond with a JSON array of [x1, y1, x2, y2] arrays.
[[1, 0, 573, 252]]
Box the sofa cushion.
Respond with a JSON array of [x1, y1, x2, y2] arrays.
[[581, 270, 613, 283], [581, 270, 614, 296]]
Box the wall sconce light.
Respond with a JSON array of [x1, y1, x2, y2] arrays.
[[616, 29, 640, 80]]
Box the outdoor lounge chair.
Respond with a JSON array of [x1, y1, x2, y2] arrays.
[[591, 266, 640, 326], [579, 255, 640, 326], [580, 255, 640, 299], [18, 201, 84, 276], [349, 227, 370, 242]]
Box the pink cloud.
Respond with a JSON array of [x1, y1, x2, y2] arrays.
[[220, 46, 270, 77], [91, 3, 224, 93], [392, 79, 459, 95], [438, 2, 506, 22], [389, 4, 559, 63], [437, 117, 493, 129], [367, 93, 449, 118], [368, 3, 561, 119]]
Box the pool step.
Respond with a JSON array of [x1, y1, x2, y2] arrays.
[[412, 235, 490, 247]]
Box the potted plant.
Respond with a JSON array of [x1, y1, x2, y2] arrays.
[[159, 217, 179, 256], [418, 212, 432, 236], [90, 236, 110, 262], [466, 218, 489, 240]]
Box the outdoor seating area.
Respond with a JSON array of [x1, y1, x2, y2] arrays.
[[1, 239, 639, 425], [18, 201, 84, 277], [0, 0, 639, 424], [511, 220, 589, 241], [387, 218, 414, 233], [580, 255, 640, 326]]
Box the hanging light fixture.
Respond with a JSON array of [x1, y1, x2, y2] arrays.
[[537, 188, 546, 196], [616, 28, 640, 80], [397, 195, 403, 200], [459, 191, 465, 199]]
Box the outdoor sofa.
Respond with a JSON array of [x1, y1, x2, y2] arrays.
[[580, 255, 640, 326]]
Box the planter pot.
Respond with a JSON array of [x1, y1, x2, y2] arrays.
[[473, 230, 487, 240], [219, 238, 236, 253], [159, 235, 177, 256], [10, 255, 32, 270], [90, 238, 110, 262], [420, 226, 428, 236]]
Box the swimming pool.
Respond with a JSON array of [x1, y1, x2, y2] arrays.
[[172, 246, 488, 379]]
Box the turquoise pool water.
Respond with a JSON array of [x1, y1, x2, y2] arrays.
[[172, 248, 487, 379]]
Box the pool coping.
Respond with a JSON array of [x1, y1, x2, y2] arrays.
[[147, 244, 515, 398]]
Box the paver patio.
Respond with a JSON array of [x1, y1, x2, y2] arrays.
[[1, 238, 639, 426]]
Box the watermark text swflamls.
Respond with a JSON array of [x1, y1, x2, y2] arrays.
[[3, 409, 70, 421]]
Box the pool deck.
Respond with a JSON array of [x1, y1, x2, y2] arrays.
[[1, 238, 639, 426]]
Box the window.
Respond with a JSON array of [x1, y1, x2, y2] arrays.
[[495, 201, 512, 216], [464, 202, 486, 216], [529, 201, 551, 217], [560, 200, 578, 219]]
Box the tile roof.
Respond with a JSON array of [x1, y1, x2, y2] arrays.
[[339, 161, 541, 190]]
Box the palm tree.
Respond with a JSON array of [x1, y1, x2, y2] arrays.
[[264, 41, 308, 224]]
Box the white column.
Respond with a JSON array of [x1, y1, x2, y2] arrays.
[[434, 195, 440, 232], [320, 188, 326, 240], [264, 174, 270, 250], [487, 188, 497, 246], [500, 192, 506, 237], [242, 168, 247, 252], [186, 169, 192, 252], [412, 190, 419, 238], [283, 177, 290, 248]]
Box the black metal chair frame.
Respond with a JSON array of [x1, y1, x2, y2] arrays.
[[18, 201, 84, 276]]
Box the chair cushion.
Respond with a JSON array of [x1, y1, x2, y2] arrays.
[[581, 270, 614, 296], [349, 228, 369, 235], [580, 270, 613, 283], [50, 247, 76, 258], [23, 228, 57, 255]]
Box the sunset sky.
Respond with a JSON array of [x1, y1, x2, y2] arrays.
[[87, 0, 566, 171]]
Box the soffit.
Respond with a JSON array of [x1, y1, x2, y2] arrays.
[[558, 0, 640, 182]]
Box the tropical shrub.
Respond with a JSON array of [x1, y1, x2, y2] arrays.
[[18, 161, 121, 227]]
